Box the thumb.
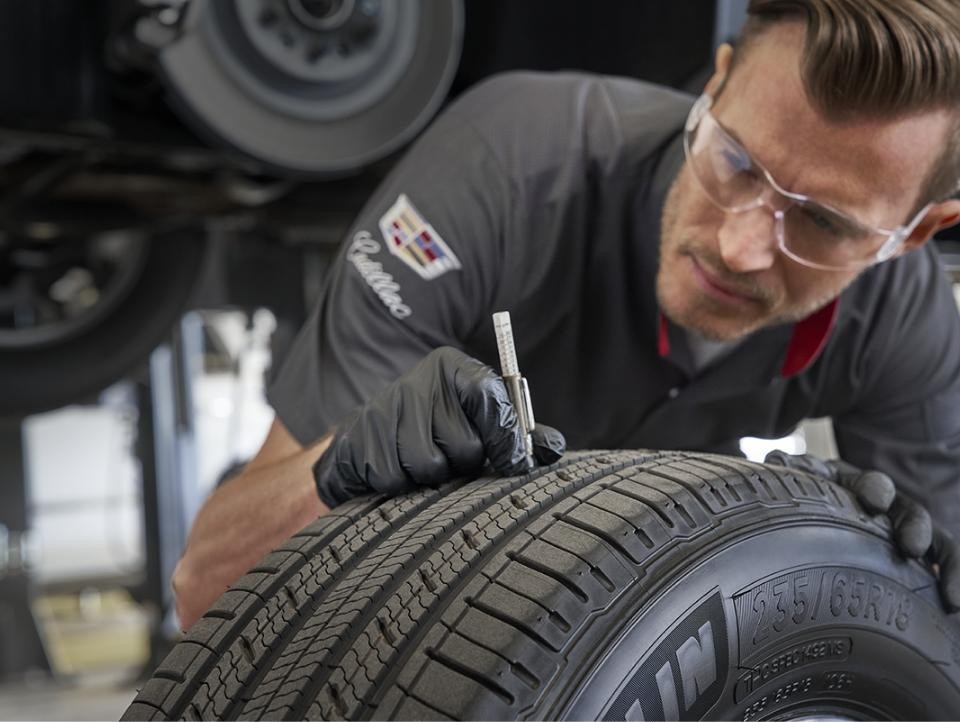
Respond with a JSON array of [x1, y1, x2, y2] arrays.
[[532, 424, 566, 466], [928, 527, 960, 613]]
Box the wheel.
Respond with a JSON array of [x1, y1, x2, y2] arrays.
[[157, 0, 463, 176], [122, 451, 960, 720], [0, 229, 204, 416]]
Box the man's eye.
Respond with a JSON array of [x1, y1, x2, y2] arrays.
[[802, 208, 845, 237], [720, 147, 752, 174]]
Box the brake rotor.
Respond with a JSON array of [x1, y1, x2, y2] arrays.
[[157, 0, 463, 176]]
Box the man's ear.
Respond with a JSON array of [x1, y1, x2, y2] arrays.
[[901, 199, 960, 252], [704, 43, 734, 97]]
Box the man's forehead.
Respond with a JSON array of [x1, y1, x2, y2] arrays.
[[717, 23, 951, 226]]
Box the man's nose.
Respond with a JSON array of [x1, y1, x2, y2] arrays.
[[716, 207, 778, 273]]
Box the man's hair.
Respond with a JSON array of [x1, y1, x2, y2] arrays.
[[738, 0, 960, 206]]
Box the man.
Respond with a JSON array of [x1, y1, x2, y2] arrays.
[[174, 0, 960, 630]]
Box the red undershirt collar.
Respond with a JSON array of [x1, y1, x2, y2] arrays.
[[658, 298, 839, 378]]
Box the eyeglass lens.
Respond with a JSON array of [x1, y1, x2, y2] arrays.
[[686, 111, 889, 269]]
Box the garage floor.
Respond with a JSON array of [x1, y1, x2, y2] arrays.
[[0, 677, 138, 720]]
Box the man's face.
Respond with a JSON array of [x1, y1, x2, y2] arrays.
[[657, 22, 952, 341]]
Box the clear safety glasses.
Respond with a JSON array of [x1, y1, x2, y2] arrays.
[[683, 94, 932, 271]]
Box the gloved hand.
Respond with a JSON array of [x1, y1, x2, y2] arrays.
[[765, 451, 960, 612], [313, 346, 566, 507]]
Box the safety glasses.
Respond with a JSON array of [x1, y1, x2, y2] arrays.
[[683, 93, 932, 271]]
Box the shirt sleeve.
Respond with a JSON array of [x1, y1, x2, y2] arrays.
[[832, 246, 960, 531], [266, 79, 517, 446]]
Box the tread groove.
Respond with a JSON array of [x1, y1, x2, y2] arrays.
[[705, 459, 760, 497], [684, 458, 747, 501], [281, 584, 298, 611], [827, 483, 845, 508], [536, 533, 616, 593], [558, 508, 641, 564], [484, 573, 573, 632], [772, 468, 799, 499], [506, 550, 589, 603], [640, 466, 721, 513], [465, 596, 559, 652], [789, 472, 809, 496], [376, 615, 397, 645], [400, 686, 455, 719], [511, 661, 541, 690], [239, 635, 255, 666], [606, 483, 677, 529], [670, 461, 732, 507]]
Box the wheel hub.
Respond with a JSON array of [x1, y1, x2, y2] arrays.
[[0, 232, 148, 349], [287, 0, 355, 31]]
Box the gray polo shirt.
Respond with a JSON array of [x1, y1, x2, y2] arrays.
[[268, 71, 960, 529]]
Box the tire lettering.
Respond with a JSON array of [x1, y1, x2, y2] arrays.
[[603, 592, 727, 721], [752, 590, 769, 645], [676, 622, 718, 708], [847, 578, 865, 617], [735, 567, 915, 656], [864, 583, 883, 622], [791, 575, 808, 624], [830, 572, 847, 617], [824, 671, 855, 691], [772, 580, 788, 633], [733, 636, 851, 702], [655, 661, 679, 721], [896, 597, 912, 631]]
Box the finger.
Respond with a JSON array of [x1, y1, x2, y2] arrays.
[[929, 528, 960, 613], [838, 470, 896, 515], [451, 357, 527, 476], [396, 410, 453, 488], [889, 495, 934, 558], [532, 424, 566, 466], [312, 431, 373, 506], [431, 386, 487, 479]]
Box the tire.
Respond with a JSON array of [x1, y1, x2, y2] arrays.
[[123, 450, 960, 720], [0, 230, 204, 417]]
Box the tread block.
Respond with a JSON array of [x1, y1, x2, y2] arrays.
[[563, 493, 669, 563], [609, 475, 713, 530], [408, 657, 513, 720], [472, 581, 569, 652], [491, 562, 586, 632], [390, 694, 453, 720], [452, 610, 561, 690]]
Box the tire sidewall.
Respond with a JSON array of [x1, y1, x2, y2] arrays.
[[556, 518, 960, 720]]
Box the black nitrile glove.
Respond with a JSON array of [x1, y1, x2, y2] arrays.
[[313, 346, 566, 508], [929, 527, 960, 613], [765, 451, 960, 612]]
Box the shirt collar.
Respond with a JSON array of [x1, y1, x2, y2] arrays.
[[658, 298, 839, 378]]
